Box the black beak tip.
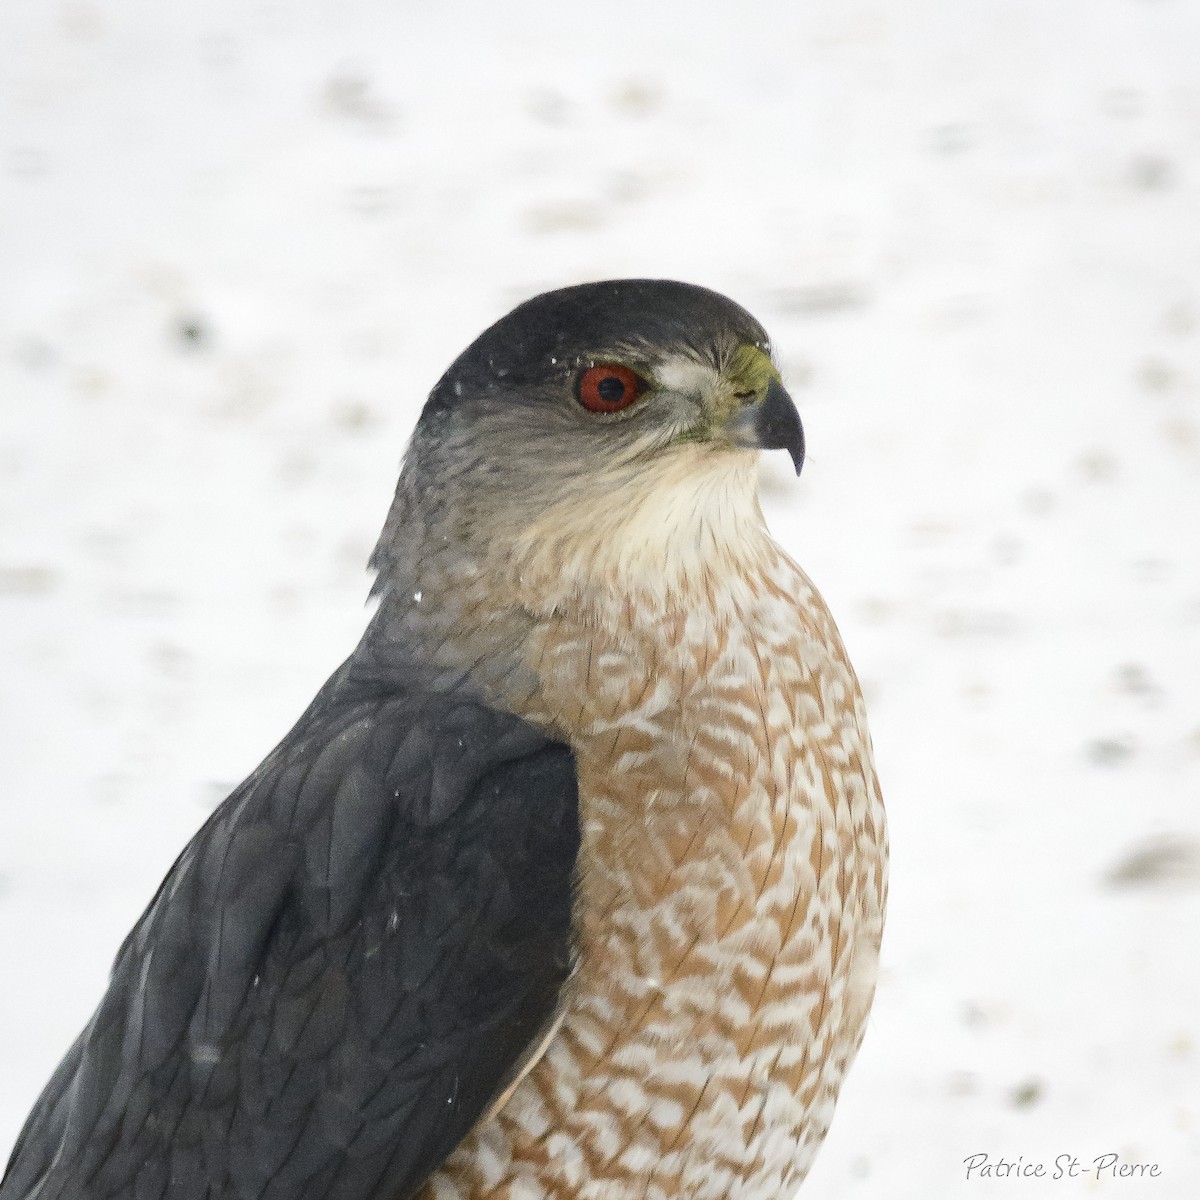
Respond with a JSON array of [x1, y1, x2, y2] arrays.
[[789, 434, 805, 476]]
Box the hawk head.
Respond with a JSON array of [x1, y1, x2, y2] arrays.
[[420, 278, 803, 482], [368, 281, 803, 690]]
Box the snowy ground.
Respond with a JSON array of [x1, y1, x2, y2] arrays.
[[2, 1, 1198, 1195]]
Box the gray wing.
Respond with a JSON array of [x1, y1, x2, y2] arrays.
[[1, 685, 579, 1200]]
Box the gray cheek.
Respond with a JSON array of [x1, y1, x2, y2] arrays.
[[665, 388, 707, 426]]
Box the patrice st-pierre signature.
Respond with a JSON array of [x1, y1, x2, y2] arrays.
[[964, 1153, 1162, 1181]]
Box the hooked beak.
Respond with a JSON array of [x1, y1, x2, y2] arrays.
[[726, 377, 805, 475]]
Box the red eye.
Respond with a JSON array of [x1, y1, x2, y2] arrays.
[[576, 364, 647, 413]]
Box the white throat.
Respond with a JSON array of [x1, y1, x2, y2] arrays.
[[507, 449, 777, 623]]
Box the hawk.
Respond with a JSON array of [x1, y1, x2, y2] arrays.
[[1, 280, 887, 1200]]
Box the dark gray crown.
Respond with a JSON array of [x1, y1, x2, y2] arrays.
[[426, 279, 769, 407]]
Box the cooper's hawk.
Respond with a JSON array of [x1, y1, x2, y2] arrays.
[[1, 280, 887, 1200]]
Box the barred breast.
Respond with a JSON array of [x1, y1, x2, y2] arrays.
[[419, 541, 887, 1200]]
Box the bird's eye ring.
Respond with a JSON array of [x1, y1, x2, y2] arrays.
[[576, 364, 648, 414]]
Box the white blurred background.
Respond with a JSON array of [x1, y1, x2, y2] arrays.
[[1, 1, 1198, 1195]]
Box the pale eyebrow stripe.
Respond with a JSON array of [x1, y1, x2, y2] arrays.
[[654, 357, 720, 395]]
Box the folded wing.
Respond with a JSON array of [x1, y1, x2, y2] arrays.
[[1, 684, 579, 1200]]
